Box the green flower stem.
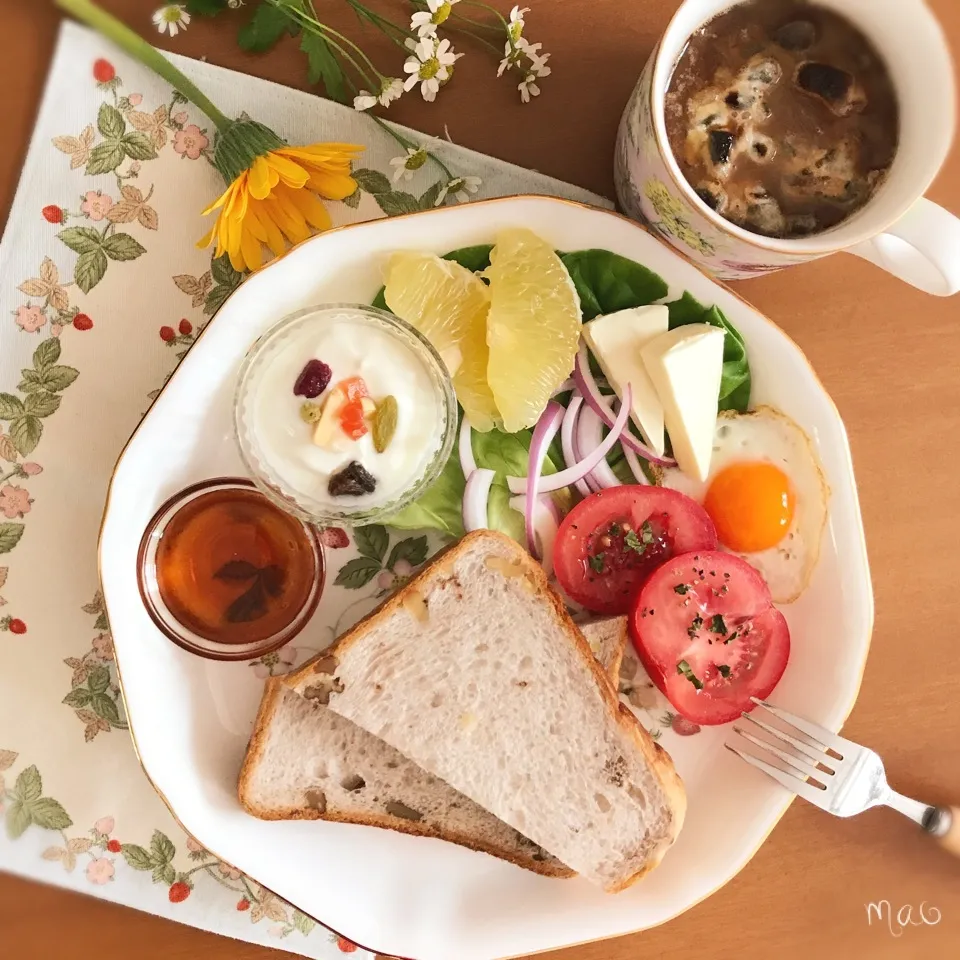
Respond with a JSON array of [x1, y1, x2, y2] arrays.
[[54, 0, 232, 134], [458, 0, 509, 29], [346, 0, 413, 48]]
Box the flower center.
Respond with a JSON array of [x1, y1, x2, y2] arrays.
[[162, 6, 184, 23], [418, 57, 440, 80], [508, 22, 523, 43], [405, 149, 428, 171], [432, 2, 451, 24]]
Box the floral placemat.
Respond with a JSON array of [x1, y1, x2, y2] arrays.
[[0, 21, 608, 958]]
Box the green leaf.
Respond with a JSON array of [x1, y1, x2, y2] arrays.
[[153, 862, 177, 885], [300, 31, 345, 102], [29, 797, 72, 831], [210, 252, 242, 287], [667, 294, 751, 412], [386, 536, 429, 571], [292, 911, 317, 936], [62, 688, 92, 709], [92, 693, 121, 725], [121, 843, 155, 870], [14, 765, 42, 803], [102, 233, 146, 262], [18, 370, 42, 393], [57, 227, 102, 255], [86, 665, 111, 695], [94, 612, 109, 632], [122, 132, 158, 161], [204, 284, 233, 316], [560, 250, 668, 321], [0, 394, 24, 420], [150, 830, 176, 865], [24, 392, 60, 418], [443, 245, 494, 273], [375, 191, 421, 217], [97, 102, 126, 139], [419, 182, 443, 211], [333, 557, 381, 589], [75, 248, 108, 294], [0, 523, 25, 554], [85, 140, 127, 176], [238, 1, 299, 51], [352, 168, 391, 196], [387, 450, 465, 538], [6, 801, 31, 839], [33, 338, 61, 370], [40, 365, 79, 393], [10, 416, 42, 456], [353, 525, 388, 562]]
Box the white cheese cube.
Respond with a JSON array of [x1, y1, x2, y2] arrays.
[[640, 324, 725, 482], [582, 305, 669, 455]]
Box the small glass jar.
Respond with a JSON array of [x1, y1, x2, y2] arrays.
[[234, 303, 456, 526], [137, 478, 324, 661]]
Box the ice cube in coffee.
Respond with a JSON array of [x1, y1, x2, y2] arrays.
[[664, 0, 899, 239]]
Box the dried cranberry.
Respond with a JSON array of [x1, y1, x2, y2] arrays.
[[293, 359, 332, 399], [328, 461, 377, 497]]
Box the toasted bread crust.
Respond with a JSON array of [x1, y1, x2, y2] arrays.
[[238, 679, 575, 878], [288, 530, 687, 892]]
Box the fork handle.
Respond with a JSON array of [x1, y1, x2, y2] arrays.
[[922, 806, 960, 857]]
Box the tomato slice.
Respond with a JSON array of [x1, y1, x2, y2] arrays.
[[629, 551, 790, 725], [553, 487, 719, 615]]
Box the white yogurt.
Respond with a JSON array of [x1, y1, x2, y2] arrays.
[[250, 313, 444, 509]]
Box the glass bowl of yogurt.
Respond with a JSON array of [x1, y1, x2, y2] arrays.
[[234, 303, 457, 526]]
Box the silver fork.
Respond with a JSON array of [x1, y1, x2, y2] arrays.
[[727, 697, 959, 857]]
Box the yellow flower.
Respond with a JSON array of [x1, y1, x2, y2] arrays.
[[199, 129, 363, 273]]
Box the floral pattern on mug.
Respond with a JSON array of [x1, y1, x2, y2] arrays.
[[643, 178, 716, 257]]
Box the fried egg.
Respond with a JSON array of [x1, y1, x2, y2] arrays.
[[661, 406, 829, 603]]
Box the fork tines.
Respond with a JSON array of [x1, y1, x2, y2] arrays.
[[725, 697, 838, 806]]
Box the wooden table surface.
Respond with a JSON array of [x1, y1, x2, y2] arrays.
[[3, 1, 960, 958]]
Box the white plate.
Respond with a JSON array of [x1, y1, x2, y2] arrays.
[[99, 197, 873, 960]]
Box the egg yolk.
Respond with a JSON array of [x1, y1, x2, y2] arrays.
[[703, 461, 795, 553]]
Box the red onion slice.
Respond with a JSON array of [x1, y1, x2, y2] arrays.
[[462, 468, 495, 532], [576, 405, 622, 489], [624, 446, 650, 485], [507, 384, 633, 495], [573, 342, 675, 467], [459, 415, 477, 479], [560, 396, 593, 498], [524, 401, 565, 556], [509, 495, 560, 575]]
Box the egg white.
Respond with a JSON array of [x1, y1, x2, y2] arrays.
[[662, 405, 830, 603]]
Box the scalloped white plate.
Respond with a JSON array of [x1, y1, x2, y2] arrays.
[[99, 197, 873, 960]]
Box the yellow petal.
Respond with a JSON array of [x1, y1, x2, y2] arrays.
[[265, 152, 310, 189], [306, 170, 358, 201], [278, 184, 331, 232], [247, 200, 286, 256], [196, 224, 216, 250], [264, 191, 310, 245], [201, 180, 237, 217], [248, 156, 277, 201], [240, 224, 264, 272]]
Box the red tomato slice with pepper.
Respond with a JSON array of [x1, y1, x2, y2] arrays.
[[553, 486, 719, 615], [629, 551, 790, 725]]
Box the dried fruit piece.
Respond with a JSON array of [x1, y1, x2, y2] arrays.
[[293, 359, 332, 399], [371, 395, 398, 453], [300, 401, 323, 423], [312, 389, 346, 447], [328, 460, 377, 497], [336, 377, 370, 441]]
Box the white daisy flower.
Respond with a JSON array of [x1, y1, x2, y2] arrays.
[[518, 73, 541, 103], [403, 37, 462, 102], [379, 77, 405, 107], [389, 137, 441, 182], [353, 91, 378, 111], [411, 0, 460, 38], [507, 6, 529, 43], [152, 4, 191, 36], [498, 41, 525, 77], [227, 0, 244, 7], [435, 175, 482, 206], [527, 49, 552, 78]]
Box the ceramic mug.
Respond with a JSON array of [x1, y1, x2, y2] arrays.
[[614, 0, 960, 295]]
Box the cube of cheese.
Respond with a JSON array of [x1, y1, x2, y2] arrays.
[[640, 324, 725, 481], [582, 305, 669, 455]]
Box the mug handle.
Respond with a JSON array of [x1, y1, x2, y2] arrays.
[[848, 197, 960, 297]]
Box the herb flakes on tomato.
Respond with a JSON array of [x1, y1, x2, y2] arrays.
[[630, 550, 790, 725], [553, 487, 718, 615]]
